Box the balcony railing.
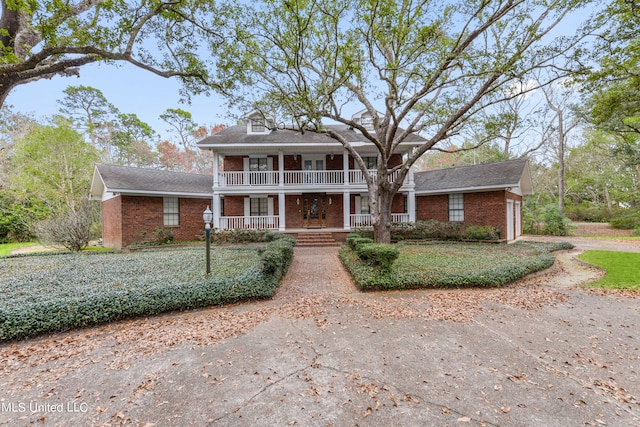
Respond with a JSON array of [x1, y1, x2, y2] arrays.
[[218, 169, 406, 187], [219, 216, 279, 230], [350, 213, 411, 228]]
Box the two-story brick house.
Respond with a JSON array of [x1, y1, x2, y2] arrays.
[[90, 110, 533, 249]]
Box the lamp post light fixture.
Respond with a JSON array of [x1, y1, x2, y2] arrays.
[[203, 206, 213, 275]]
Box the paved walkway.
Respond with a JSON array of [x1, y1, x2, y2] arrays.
[[274, 246, 357, 300], [1, 238, 639, 426]]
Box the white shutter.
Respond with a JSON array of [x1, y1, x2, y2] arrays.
[[244, 197, 250, 217], [268, 197, 274, 216], [355, 196, 362, 214], [243, 158, 250, 171], [267, 157, 274, 171]]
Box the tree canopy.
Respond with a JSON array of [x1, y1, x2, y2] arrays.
[[0, 0, 230, 108], [218, 0, 592, 242]]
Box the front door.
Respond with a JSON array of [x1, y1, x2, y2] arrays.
[[303, 194, 326, 228]]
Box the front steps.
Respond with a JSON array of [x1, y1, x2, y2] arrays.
[[295, 232, 339, 247]]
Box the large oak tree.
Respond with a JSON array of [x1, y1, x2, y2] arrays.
[[0, 0, 229, 108], [218, 0, 592, 242]]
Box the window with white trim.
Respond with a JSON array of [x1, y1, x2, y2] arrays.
[[362, 156, 377, 169], [250, 197, 269, 216], [249, 157, 268, 171], [361, 116, 374, 131], [448, 193, 464, 222], [251, 119, 266, 133], [163, 197, 180, 226], [360, 195, 370, 214]]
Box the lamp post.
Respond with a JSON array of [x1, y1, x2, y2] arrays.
[[203, 206, 213, 275]]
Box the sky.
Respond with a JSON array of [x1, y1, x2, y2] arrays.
[[5, 61, 234, 142], [4, 1, 601, 145]]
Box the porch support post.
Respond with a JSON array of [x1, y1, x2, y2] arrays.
[[343, 149, 349, 185], [343, 191, 351, 230], [278, 151, 284, 186], [212, 192, 221, 229], [278, 191, 285, 231], [212, 151, 220, 188], [408, 190, 416, 222]]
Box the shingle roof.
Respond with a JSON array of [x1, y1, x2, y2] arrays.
[[197, 124, 426, 146], [91, 164, 212, 198], [413, 159, 532, 195]]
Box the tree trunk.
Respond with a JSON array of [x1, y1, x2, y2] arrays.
[[371, 184, 394, 244]]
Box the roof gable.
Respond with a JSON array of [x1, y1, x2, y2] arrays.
[[413, 159, 533, 195]]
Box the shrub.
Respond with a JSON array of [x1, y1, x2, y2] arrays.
[[153, 227, 175, 243], [34, 200, 99, 252], [347, 236, 374, 251], [258, 235, 296, 278], [356, 243, 399, 270], [634, 226, 640, 237], [609, 211, 640, 230], [465, 225, 500, 240], [211, 228, 265, 244], [542, 205, 571, 236]]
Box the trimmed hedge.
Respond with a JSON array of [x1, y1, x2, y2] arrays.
[[340, 241, 574, 291], [0, 241, 295, 341], [356, 243, 399, 270]]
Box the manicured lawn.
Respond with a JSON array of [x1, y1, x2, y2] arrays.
[[578, 250, 640, 290], [0, 241, 294, 341], [340, 241, 573, 291], [0, 242, 38, 257]]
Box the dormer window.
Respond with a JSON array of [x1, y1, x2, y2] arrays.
[[251, 119, 266, 133], [361, 116, 374, 132], [243, 110, 273, 134]]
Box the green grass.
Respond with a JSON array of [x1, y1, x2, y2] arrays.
[[0, 242, 38, 257], [578, 250, 640, 290], [340, 241, 573, 291]]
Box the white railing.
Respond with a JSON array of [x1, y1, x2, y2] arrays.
[[350, 213, 411, 228], [220, 171, 278, 186], [349, 169, 401, 184], [283, 170, 344, 185], [219, 216, 279, 230], [219, 169, 404, 187]]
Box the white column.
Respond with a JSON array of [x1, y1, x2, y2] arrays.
[[343, 149, 349, 186], [408, 190, 416, 222], [343, 192, 351, 230], [278, 191, 286, 231], [278, 151, 284, 187], [212, 151, 220, 188], [212, 192, 221, 229]]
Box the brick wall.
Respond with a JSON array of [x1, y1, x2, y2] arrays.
[[223, 196, 245, 216], [326, 194, 343, 228], [415, 191, 523, 239], [101, 196, 122, 250], [223, 156, 244, 171], [325, 154, 343, 170], [285, 195, 303, 228], [115, 196, 210, 247]]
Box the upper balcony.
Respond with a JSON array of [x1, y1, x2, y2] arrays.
[[216, 169, 409, 188]]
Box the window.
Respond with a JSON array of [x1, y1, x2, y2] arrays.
[[163, 197, 179, 226], [361, 116, 374, 131], [363, 156, 377, 169], [251, 119, 266, 133], [360, 195, 370, 214], [249, 157, 268, 171], [448, 194, 464, 222], [250, 197, 268, 216]]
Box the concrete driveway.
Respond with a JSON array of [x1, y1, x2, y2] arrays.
[[1, 238, 639, 426]]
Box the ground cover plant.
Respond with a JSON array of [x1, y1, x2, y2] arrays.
[[0, 237, 295, 341], [340, 241, 573, 291], [577, 250, 640, 290]]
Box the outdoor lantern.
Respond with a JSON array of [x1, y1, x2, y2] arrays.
[[203, 206, 213, 226], [203, 206, 213, 274]]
